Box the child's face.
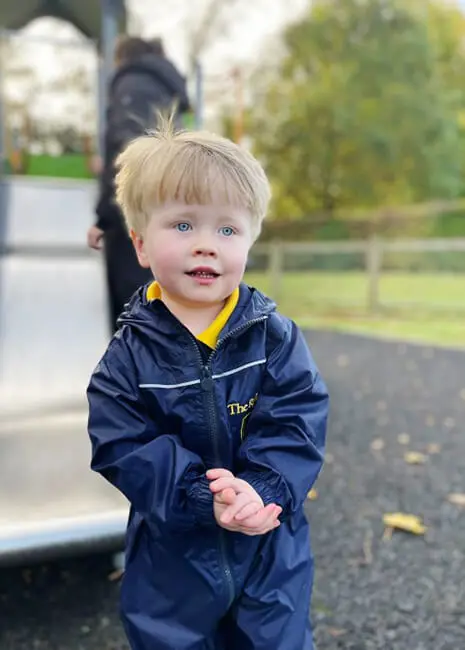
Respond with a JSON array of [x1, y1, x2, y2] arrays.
[[132, 202, 253, 307]]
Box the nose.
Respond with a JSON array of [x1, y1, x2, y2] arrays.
[[192, 240, 218, 258]]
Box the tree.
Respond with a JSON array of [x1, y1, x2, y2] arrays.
[[249, 0, 465, 218], [131, 0, 308, 70]]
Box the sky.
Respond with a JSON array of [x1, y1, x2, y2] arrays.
[[3, 0, 308, 131]]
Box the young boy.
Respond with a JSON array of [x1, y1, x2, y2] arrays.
[[87, 122, 329, 650]]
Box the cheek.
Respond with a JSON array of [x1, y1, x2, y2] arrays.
[[146, 233, 181, 271], [223, 240, 250, 275]]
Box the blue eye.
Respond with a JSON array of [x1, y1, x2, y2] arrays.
[[220, 226, 235, 237], [176, 223, 191, 232]]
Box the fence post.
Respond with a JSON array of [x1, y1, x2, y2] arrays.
[[0, 29, 6, 176], [268, 241, 284, 303], [366, 234, 382, 313]]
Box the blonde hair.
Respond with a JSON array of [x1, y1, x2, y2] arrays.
[[114, 120, 271, 240]]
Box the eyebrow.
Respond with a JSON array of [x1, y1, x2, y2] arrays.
[[163, 207, 246, 224], [163, 210, 197, 220]]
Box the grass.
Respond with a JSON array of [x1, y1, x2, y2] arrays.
[[26, 154, 93, 179], [244, 271, 465, 349]]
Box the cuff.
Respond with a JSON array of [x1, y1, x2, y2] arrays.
[[187, 476, 215, 527], [238, 471, 286, 509]]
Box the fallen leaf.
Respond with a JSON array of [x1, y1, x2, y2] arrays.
[[327, 628, 348, 638], [404, 451, 427, 465], [398, 433, 410, 445], [307, 488, 318, 501], [371, 438, 385, 451], [447, 493, 465, 507], [383, 513, 427, 535], [427, 443, 441, 455], [382, 526, 393, 541], [363, 529, 374, 564]]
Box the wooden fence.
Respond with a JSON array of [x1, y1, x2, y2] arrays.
[[253, 237, 465, 312]]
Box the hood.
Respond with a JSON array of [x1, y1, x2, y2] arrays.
[[117, 283, 276, 341], [111, 54, 190, 112]]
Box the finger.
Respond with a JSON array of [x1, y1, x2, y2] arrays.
[[240, 504, 281, 531], [88, 235, 102, 250], [233, 501, 262, 521], [206, 468, 234, 481], [220, 487, 236, 505], [240, 510, 281, 536], [241, 519, 281, 536], [209, 476, 252, 495], [208, 477, 238, 494], [221, 492, 251, 524], [220, 493, 253, 525], [240, 504, 275, 530], [255, 511, 282, 535], [213, 491, 227, 504], [252, 507, 282, 535]]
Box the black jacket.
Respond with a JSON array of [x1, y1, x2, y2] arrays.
[[96, 54, 190, 231]]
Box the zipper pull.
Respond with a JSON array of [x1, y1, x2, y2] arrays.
[[200, 366, 214, 392]]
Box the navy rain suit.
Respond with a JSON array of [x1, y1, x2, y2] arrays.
[[87, 283, 328, 650]]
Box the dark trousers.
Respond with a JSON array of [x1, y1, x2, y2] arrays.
[[103, 226, 152, 334]]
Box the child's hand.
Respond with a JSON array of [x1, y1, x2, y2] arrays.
[[207, 469, 282, 536], [212, 487, 259, 532], [212, 489, 280, 536], [209, 469, 263, 531]]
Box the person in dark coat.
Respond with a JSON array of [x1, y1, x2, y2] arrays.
[[87, 36, 190, 333]]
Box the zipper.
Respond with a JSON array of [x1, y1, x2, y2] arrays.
[[152, 302, 269, 607], [196, 315, 269, 607], [215, 316, 269, 354]]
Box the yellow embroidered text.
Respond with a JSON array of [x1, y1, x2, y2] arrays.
[[227, 394, 258, 416]]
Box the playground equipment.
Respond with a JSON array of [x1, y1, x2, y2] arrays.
[[0, 176, 129, 565], [0, 1, 129, 565], [0, 0, 205, 566]]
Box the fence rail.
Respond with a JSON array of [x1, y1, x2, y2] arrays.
[[252, 237, 465, 312]]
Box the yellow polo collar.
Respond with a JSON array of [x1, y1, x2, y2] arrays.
[[146, 281, 239, 348]]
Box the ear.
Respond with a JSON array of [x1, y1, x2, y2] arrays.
[[130, 229, 150, 268]]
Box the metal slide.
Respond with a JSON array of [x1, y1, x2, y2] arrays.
[[0, 177, 128, 565]]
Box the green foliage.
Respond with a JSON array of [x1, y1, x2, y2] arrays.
[[249, 0, 465, 218], [26, 154, 92, 179]]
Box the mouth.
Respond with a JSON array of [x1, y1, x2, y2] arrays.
[[185, 267, 220, 279]]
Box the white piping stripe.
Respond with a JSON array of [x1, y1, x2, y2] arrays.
[[139, 358, 267, 389], [139, 379, 201, 389], [212, 358, 266, 380]]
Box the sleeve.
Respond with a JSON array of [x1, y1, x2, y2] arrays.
[[94, 169, 119, 231], [236, 320, 329, 519], [94, 106, 121, 232], [87, 336, 215, 532]]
